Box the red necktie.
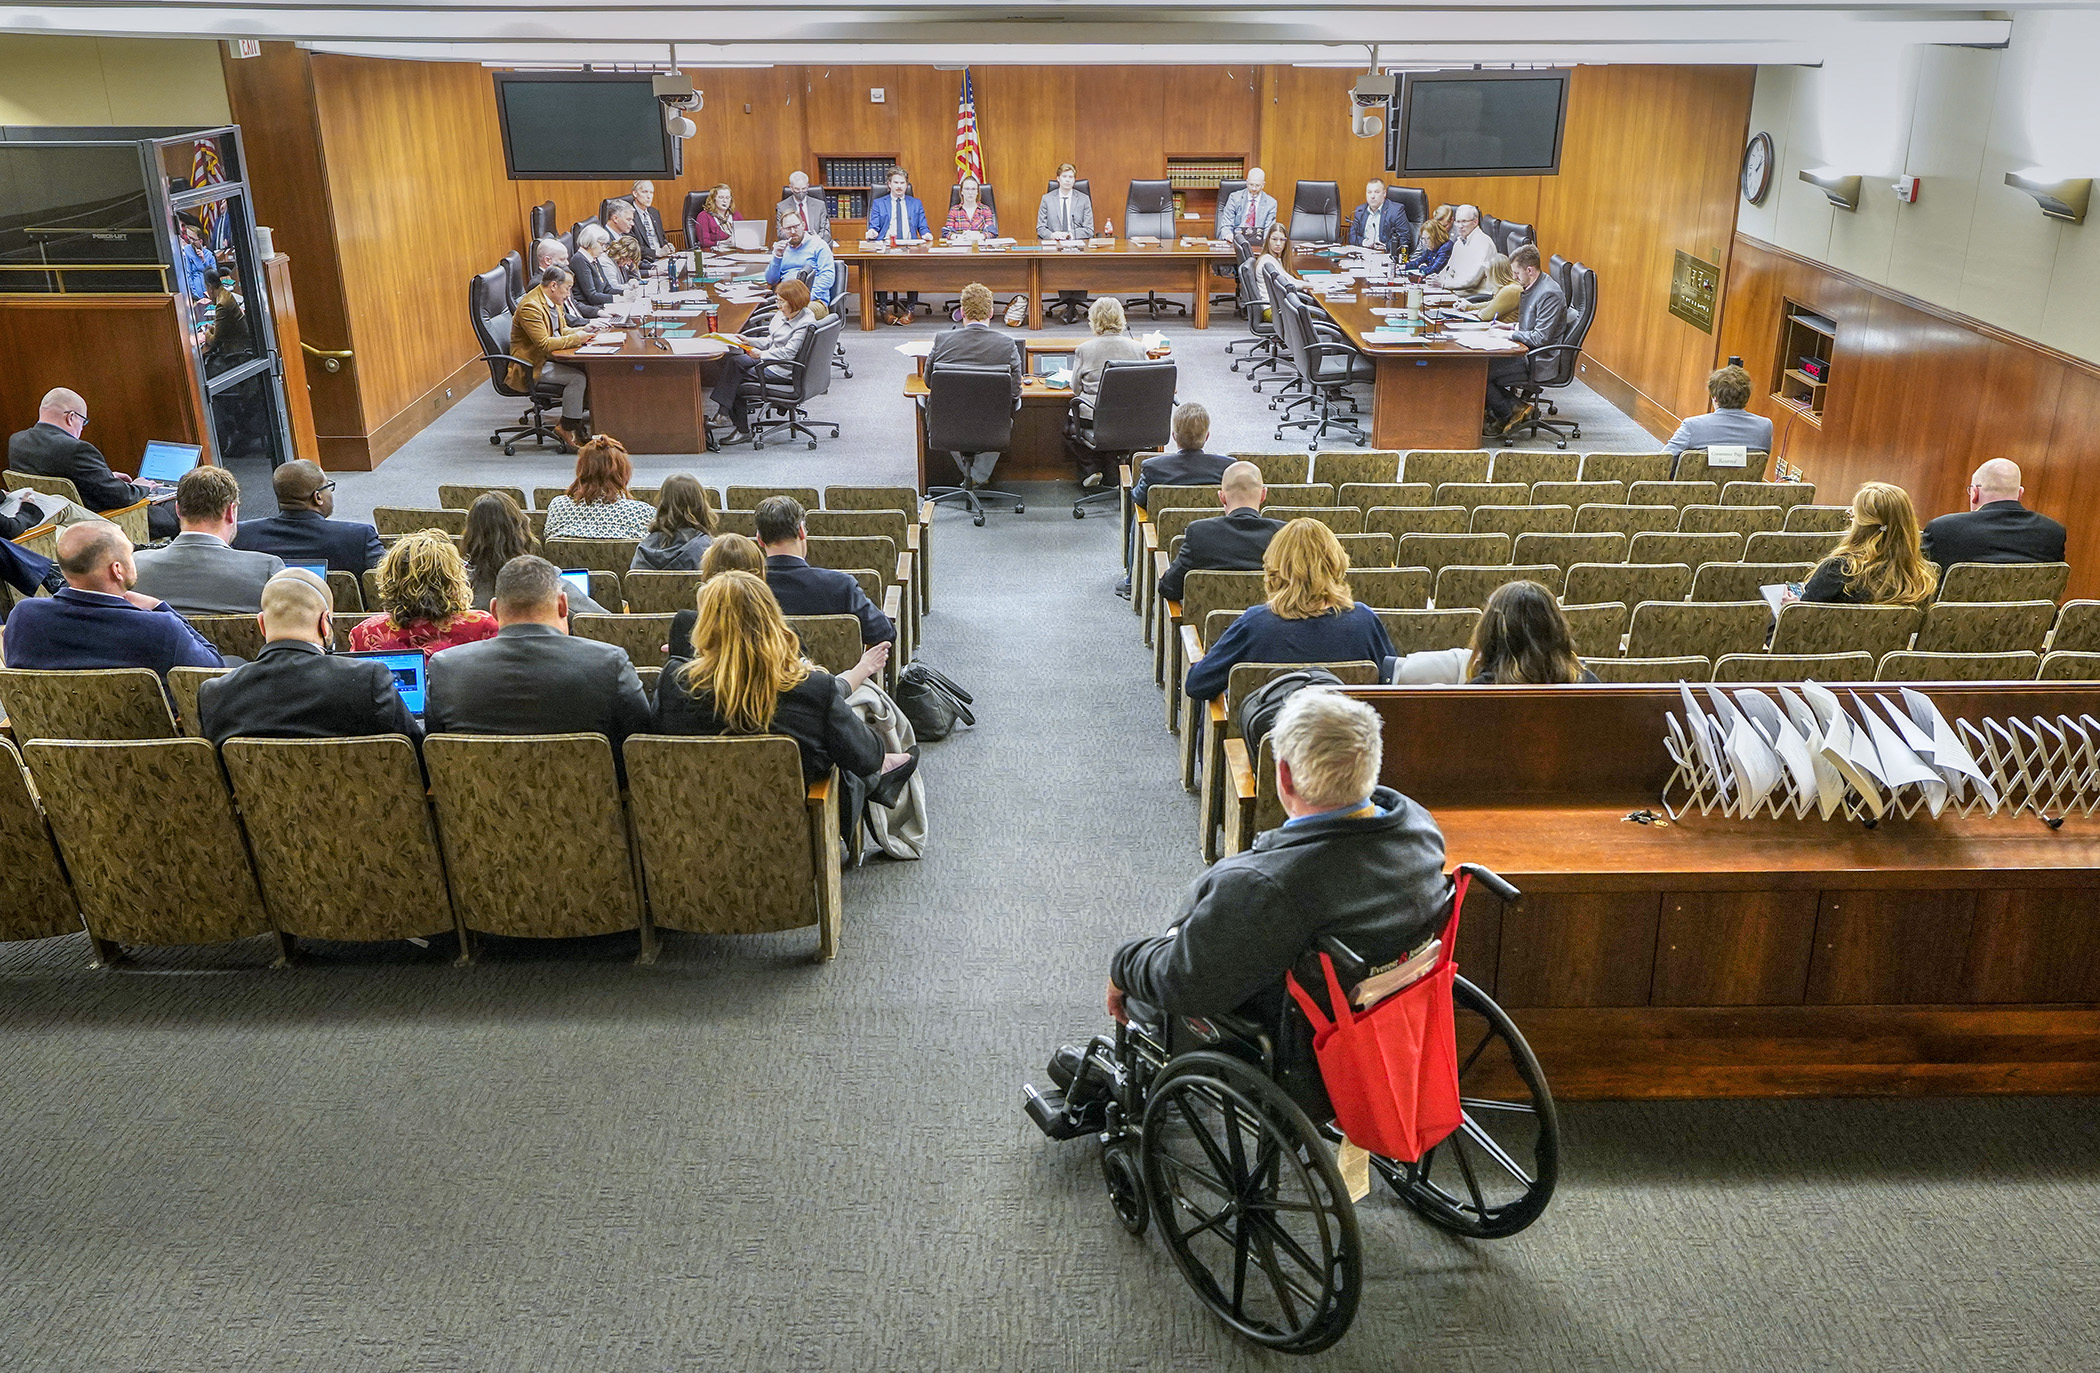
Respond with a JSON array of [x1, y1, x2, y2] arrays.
[[1246, 198, 1256, 229]]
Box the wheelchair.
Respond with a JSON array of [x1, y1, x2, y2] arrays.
[[1024, 864, 1556, 1355]]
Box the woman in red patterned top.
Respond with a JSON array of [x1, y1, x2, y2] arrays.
[[943, 177, 998, 241], [349, 530, 498, 658]]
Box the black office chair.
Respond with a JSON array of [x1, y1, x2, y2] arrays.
[[682, 190, 710, 250], [1495, 220, 1537, 255], [1273, 291, 1370, 449], [1391, 187, 1430, 226], [1070, 358, 1178, 518], [468, 267, 571, 456], [1209, 177, 1253, 309], [1289, 181, 1342, 243], [527, 200, 556, 247], [925, 365, 1024, 526], [501, 250, 524, 309], [1549, 252, 1573, 298], [741, 314, 844, 451], [1479, 213, 1506, 252], [1229, 238, 1287, 383], [567, 218, 601, 247], [598, 197, 634, 232], [557, 228, 577, 258], [947, 183, 998, 214], [1121, 180, 1186, 319], [1043, 178, 1093, 198], [1500, 262, 1596, 449]]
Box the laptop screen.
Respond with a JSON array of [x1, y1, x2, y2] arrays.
[[138, 441, 203, 483], [560, 568, 591, 602], [352, 650, 427, 717], [730, 219, 766, 250], [286, 561, 329, 578]]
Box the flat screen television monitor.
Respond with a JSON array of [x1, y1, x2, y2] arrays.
[[1389, 70, 1571, 178], [493, 73, 676, 180]]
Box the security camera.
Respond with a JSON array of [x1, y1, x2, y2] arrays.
[[1351, 73, 1394, 140], [653, 71, 701, 138]]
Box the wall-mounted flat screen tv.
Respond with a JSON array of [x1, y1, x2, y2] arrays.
[[494, 72, 675, 179], [1388, 70, 1571, 177]]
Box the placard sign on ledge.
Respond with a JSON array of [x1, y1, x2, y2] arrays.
[[1669, 249, 1718, 332]]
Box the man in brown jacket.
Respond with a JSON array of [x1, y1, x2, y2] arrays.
[[509, 266, 592, 447]]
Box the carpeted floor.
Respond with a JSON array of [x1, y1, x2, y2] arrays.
[[3, 323, 2097, 1370]]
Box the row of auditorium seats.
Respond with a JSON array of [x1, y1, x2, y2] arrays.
[[0, 728, 845, 961]]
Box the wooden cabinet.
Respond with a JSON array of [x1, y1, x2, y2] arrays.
[[1773, 301, 1834, 425]]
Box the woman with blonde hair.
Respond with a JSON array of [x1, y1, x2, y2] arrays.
[[1468, 580, 1597, 683], [691, 183, 739, 252], [1403, 204, 1456, 276], [1472, 254, 1520, 322], [543, 435, 655, 540], [1800, 481, 1939, 606], [349, 529, 498, 656], [1184, 518, 1396, 702], [654, 570, 915, 807]]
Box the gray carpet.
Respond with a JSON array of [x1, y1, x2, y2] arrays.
[[4, 325, 2098, 1370]]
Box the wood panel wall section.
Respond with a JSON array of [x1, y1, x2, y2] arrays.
[[1718, 235, 2100, 600], [0, 295, 212, 471]]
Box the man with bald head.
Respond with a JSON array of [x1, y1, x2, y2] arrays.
[[1921, 459, 2067, 572], [1, 520, 221, 672], [232, 459, 385, 573], [196, 568, 420, 747], [1157, 460, 1285, 603], [7, 387, 180, 538]]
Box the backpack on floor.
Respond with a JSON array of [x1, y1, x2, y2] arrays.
[[895, 663, 975, 742]]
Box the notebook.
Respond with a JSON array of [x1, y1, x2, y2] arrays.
[[137, 440, 203, 484], [351, 650, 427, 717]]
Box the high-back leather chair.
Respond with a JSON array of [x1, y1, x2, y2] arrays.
[[948, 183, 998, 213], [1501, 261, 1596, 447], [597, 196, 633, 231], [1071, 359, 1178, 516], [1391, 187, 1430, 226], [1213, 178, 1249, 239], [925, 364, 1021, 526], [681, 190, 710, 248], [1549, 251, 1572, 297], [741, 313, 843, 450], [1289, 181, 1342, 242], [1044, 177, 1092, 198], [1496, 220, 1537, 254], [1274, 292, 1370, 447], [527, 199, 555, 244], [1122, 180, 1186, 319], [469, 265, 569, 455], [501, 249, 524, 307]]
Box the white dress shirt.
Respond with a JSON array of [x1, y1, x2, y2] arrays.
[[1430, 227, 1495, 291]]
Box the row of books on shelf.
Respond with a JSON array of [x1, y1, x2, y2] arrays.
[[817, 158, 896, 189]]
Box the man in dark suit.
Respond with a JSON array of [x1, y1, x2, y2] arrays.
[[1484, 246, 1568, 435], [754, 495, 896, 646], [1158, 462, 1285, 602], [232, 459, 386, 574], [197, 569, 420, 746], [926, 282, 1023, 487], [627, 180, 670, 263], [8, 387, 180, 539], [1347, 178, 1415, 257], [1, 520, 222, 673], [1130, 402, 1234, 507], [131, 466, 285, 615], [1922, 459, 2067, 571], [424, 556, 651, 775]]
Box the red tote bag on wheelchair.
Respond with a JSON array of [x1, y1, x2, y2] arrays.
[[1286, 948, 1463, 1163]]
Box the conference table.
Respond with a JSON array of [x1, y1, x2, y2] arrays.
[[836, 238, 1236, 332], [552, 285, 759, 454], [1315, 290, 1529, 451]]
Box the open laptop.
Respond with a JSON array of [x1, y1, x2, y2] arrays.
[[137, 440, 202, 492], [560, 568, 593, 602], [285, 560, 330, 578], [730, 219, 766, 251], [350, 649, 428, 718]]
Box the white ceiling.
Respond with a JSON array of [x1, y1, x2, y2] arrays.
[[0, 3, 2024, 67]]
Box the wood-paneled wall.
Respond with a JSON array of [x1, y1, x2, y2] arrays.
[[0, 295, 212, 472], [1719, 234, 2100, 600]]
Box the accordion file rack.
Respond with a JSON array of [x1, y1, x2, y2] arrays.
[[1662, 681, 2100, 824]]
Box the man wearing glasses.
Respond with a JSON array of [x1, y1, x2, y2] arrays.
[[8, 387, 180, 539], [231, 459, 385, 574]]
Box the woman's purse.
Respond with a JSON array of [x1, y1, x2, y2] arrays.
[[894, 663, 974, 742]]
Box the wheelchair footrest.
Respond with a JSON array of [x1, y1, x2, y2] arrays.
[[1023, 1084, 1097, 1141]]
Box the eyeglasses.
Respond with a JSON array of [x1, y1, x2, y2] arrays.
[[62, 409, 87, 427], [315, 481, 338, 494]]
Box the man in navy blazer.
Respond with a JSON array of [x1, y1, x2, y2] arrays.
[[1130, 403, 1234, 507], [1347, 179, 1415, 256], [232, 460, 385, 574], [863, 166, 930, 324], [756, 495, 896, 646], [1159, 463, 1286, 602], [2, 521, 223, 673]]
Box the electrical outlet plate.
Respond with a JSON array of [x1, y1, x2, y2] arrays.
[[870, 88, 885, 103]]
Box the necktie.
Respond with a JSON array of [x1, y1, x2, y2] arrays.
[[1246, 196, 1256, 230], [1062, 196, 1070, 234], [892, 195, 902, 238]]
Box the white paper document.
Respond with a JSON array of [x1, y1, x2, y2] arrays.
[[894, 339, 934, 358], [664, 337, 727, 357], [1723, 713, 1784, 817], [1777, 686, 1849, 819], [1735, 690, 1818, 812], [1445, 332, 1521, 352], [1853, 692, 1948, 812], [1801, 682, 1884, 817], [1900, 688, 1999, 807]]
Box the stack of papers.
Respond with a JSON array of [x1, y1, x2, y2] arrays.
[[1446, 332, 1522, 352], [894, 339, 934, 358]]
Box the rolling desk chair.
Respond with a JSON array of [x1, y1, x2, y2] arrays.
[[1289, 181, 1342, 243], [1122, 180, 1186, 319], [682, 191, 710, 251], [1070, 359, 1178, 518], [741, 315, 843, 451], [1228, 238, 1287, 382], [947, 183, 999, 215], [1390, 187, 1430, 226], [926, 365, 1024, 527], [1211, 177, 1251, 309], [468, 267, 571, 456], [1500, 262, 1596, 449], [1273, 292, 1370, 449]]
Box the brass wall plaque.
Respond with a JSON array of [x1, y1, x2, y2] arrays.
[[1670, 249, 1718, 332]]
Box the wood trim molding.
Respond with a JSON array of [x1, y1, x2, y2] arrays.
[[316, 355, 486, 471], [1572, 355, 1682, 441]]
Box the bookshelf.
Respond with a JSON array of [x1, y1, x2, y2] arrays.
[[1772, 301, 1834, 427], [1167, 155, 1245, 228], [815, 154, 897, 227]]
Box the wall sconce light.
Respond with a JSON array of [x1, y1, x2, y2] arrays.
[[1798, 168, 1862, 211], [2004, 171, 2090, 224]]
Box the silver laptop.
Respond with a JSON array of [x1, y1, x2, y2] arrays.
[[730, 219, 766, 251]]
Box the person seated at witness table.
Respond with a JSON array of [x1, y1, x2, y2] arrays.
[[349, 530, 498, 657], [1428, 204, 1495, 292], [631, 474, 717, 571], [531, 238, 595, 322], [1921, 459, 2067, 571], [1037, 164, 1095, 324], [1103, 688, 1447, 1028], [1219, 167, 1279, 243], [754, 495, 896, 646], [197, 568, 422, 747], [1401, 204, 1455, 277], [1483, 246, 1567, 437], [1798, 481, 1938, 608], [544, 435, 655, 539], [8, 387, 181, 539], [690, 184, 739, 252], [924, 281, 1023, 491], [1154, 459, 1282, 603], [654, 569, 915, 812], [1348, 177, 1415, 256], [460, 492, 606, 615], [944, 176, 998, 242], [131, 466, 284, 615], [570, 224, 623, 309], [866, 167, 931, 325], [0, 520, 223, 673], [1465, 580, 1599, 684], [1472, 254, 1520, 322], [1130, 401, 1233, 507], [1664, 364, 1776, 457], [424, 555, 652, 779], [1184, 519, 1397, 703], [709, 278, 817, 448], [766, 213, 837, 305], [1072, 297, 1149, 426], [626, 181, 669, 263], [508, 267, 593, 449], [777, 171, 832, 243], [232, 459, 384, 574]]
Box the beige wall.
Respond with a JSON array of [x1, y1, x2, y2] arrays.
[[1738, 8, 2100, 363], [0, 35, 231, 127]]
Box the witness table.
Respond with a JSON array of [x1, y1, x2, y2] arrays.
[[836, 239, 1236, 332], [552, 288, 757, 454], [1316, 293, 1528, 451]]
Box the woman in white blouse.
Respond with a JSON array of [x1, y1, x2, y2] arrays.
[[1071, 297, 1148, 422], [542, 435, 656, 540], [708, 277, 817, 447]]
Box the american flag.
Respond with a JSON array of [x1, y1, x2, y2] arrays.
[[190, 139, 229, 250], [953, 69, 984, 182]]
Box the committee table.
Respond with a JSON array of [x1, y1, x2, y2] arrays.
[[836, 239, 1236, 332], [552, 287, 757, 454], [1315, 292, 1529, 451]]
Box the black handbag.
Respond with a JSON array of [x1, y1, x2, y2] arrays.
[[1236, 668, 1345, 758], [895, 662, 974, 742]]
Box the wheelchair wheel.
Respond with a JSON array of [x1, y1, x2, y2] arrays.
[[1141, 1051, 1361, 1354], [1377, 974, 1558, 1239], [1101, 1138, 1149, 1236]]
